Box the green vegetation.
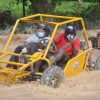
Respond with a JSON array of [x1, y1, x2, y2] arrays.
[[0, 0, 12, 8], [0, 0, 30, 18], [0, 0, 22, 17], [55, 1, 93, 15], [55, 1, 75, 13], [0, 0, 100, 29], [0, 0, 94, 17]]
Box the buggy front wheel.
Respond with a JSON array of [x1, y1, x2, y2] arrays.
[[40, 65, 64, 88]]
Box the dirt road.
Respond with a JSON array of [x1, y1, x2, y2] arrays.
[[0, 71, 100, 100]]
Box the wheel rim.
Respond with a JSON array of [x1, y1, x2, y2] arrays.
[[51, 75, 60, 88]]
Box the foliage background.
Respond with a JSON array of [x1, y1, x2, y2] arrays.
[[0, 0, 100, 29]]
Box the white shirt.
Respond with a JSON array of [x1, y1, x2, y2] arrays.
[[25, 34, 50, 44], [25, 34, 39, 43]]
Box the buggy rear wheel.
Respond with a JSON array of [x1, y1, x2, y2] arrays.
[[40, 65, 64, 88]]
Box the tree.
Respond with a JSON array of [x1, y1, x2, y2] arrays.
[[78, 0, 83, 4], [16, 0, 62, 16], [16, 0, 28, 16], [22, 0, 26, 16], [29, 0, 60, 14]]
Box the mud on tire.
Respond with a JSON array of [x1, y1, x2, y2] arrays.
[[40, 65, 64, 88]]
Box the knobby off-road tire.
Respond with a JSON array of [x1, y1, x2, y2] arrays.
[[95, 56, 100, 70], [40, 65, 64, 88]]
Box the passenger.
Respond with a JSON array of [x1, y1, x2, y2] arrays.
[[7, 24, 51, 68], [50, 26, 80, 64], [25, 24, 46, 44]]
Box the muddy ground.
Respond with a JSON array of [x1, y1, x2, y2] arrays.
[[0, 29, 100, 100], [0, 71, 100, 100]]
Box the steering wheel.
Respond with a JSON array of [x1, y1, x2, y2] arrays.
[[39, 38, 56, 53]]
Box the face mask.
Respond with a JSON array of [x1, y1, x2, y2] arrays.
[[37, 32, 44, 38], [66, 34, 74, 41]]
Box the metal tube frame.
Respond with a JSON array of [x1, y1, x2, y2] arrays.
[[0, 14, 90, 77]]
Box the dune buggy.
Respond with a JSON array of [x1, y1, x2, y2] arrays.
[[0, 14, 91, 87]]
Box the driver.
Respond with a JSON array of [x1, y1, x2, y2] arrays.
[[50, 25, 80, 64]]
